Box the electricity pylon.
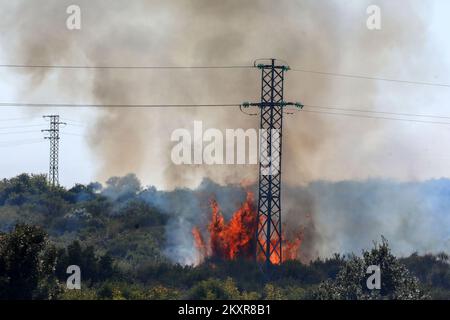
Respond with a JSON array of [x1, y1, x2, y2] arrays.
[[242, 59, 302, 271], [42, 115, 66, 186]]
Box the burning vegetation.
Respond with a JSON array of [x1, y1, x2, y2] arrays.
[[192, 192, 303, 264]]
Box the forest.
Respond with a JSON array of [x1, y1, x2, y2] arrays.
[[0, 173, 449, 300]]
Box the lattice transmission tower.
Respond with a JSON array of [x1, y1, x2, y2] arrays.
[[242, 59, 302, 271], [42, 115, 66, 186]]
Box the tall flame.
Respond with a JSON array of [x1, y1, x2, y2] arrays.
[[208, 192, 257, 260], [192, 191, 302, 264]]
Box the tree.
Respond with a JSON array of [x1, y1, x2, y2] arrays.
[[263, 284, 285, 300], [102, 174, 141, 202], [313, 238, 429, 300], [98, 254, 114, 281], [55, 240, 116, 283], [187, 278, 244, 300], [146, 285, 181, 300], [0, 224, 59, 299], [0, 174, 49, 206]]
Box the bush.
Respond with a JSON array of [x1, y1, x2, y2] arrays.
[[0, 224, 60, 299], [313, 238, 430, 300], [187, 278, 251, 300]]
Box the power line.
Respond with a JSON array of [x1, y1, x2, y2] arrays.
[[65, 123, 85, 128], [0, 130, 40, 135], [1, 62, 449, 88], [6, 100, 450, 121], [296, 108, 450, 126], [0, 124, 45, 130], [60, 117, 85, 124], [0, 140, 44, 148], [3, 101, 450, 126], [0, 138, 43, 144], [291, 68, 450, 88], [61, 132, 85, 137], [302, 104, 450, 120], [0, 142, 44, 148], [0, 103, 240, 108], [0, 117, 39, 122], [0, 64, 254, 70]]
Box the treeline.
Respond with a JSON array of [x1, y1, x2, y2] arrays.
[[1, 224, 449, 300], [0, 224, 115, 299], [0, 173, 169, 270], [0, 174, 449, 300]]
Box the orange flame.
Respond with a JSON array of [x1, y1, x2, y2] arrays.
[[283, 232, 303, 262], [193, 191, 302, 264], [207, 192, 257, 260], [258, 231, 303, 265], [192, 227, 208, 259]]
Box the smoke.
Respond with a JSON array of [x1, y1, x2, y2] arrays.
[[139, 178, 250, 265], [283, 179, 450, 260], [2, 1, 448, 262], [2, 0, 438, 188], [113, 176, 449, 264]]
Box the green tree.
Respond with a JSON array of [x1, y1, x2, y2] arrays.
[[55, 241, 115, 283], [313, 238, 429, 300], [187, 278, 243, 300], [263, 284, 285, 300], [0, 224, 59, 299], [146, 285, 181, 300], [0, 174, 49, 206]]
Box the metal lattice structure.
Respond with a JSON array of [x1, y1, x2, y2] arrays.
[[242, 59, 302, 271], [42, 115, 66, 186]]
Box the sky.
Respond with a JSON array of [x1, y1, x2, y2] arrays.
[[1, 0, 450, 189]]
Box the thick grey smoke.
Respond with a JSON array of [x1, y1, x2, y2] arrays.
[[2, 0, 448, 262]]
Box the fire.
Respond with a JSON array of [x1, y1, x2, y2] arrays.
[[283, 234, 303, 261], [192, 227, 208, 259], [207, 192, 256, 260], [192, 191, 303, 264], [257, 229, 303, 265]]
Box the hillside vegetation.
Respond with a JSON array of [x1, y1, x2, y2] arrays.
[[0, 174, 449, 300]]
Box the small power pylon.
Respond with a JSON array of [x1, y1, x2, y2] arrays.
[[242, 59, 303, 272], [42, 115, 66, 186]]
